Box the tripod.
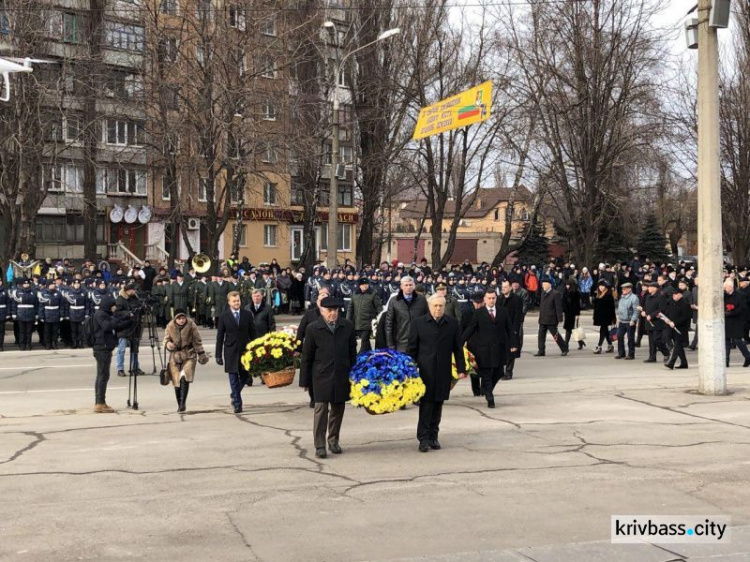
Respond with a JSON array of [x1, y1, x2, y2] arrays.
[[126, 310, 145, 411]]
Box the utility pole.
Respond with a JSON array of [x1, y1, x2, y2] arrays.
[[696, 0, 727, 395]]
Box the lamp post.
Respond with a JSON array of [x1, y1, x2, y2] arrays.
[[324, 24, 399, 270]]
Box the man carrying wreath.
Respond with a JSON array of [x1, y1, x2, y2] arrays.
[[408, 294, 466, 453]]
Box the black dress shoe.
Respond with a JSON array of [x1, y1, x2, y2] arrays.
[[688, 345, 697, 351], [309, 400, 315, 408], [329, 443, 342, 454], [533, 352, 545, 357], [615, 356, 625, 360], [233, 406, 242, 414], [744, 357, 750, 368], [501, 373, 512, 380], [643, 358, 657, 363], [315, 448, 327, 458], [625, 356, 634, 360], [561, 351, 569, 357], [418, 442, 429, 453], [487, 399, 495, 409], [665, 364, 675, 370], [429, 440, 441, 450], [675, 364, 689, 369], [472, 391, 482, 396]]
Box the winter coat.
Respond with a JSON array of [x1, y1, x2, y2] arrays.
[[169, 281, 190, 315], [562, 288, 581, 330], [443, 296, 463, 323], [666, 297, 692, 335], [461, 306, 515, 369], [346, 288, 383, 331], [38, 290, 65, 323], [385, 291, 429, 352], [408, 314, 466, 402], [297, 306, 321, 346], [724, 291, 747, 339], [538, 289, 564, 325], [616, 291, 640, 324], [0, 286, 8, 322], [163, 318, 206, 385], [93, 296, 132, 352], [593, 291, 616, 327], [215, 308, 256, 374], [209, 281, 230, 317], [115, 288, 142, 340], [643, 292, 668, 330], [66, 288, 88, 323], [299, 317, 356, 404], [12, 288, 38, 322], [245, 301, 276, 338]]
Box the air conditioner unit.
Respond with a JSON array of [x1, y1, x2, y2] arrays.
[[336, 163, 346, 179], [187, 218, 200, 230]]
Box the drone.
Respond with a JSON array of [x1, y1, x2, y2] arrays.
[[0, 57, 53, 102]]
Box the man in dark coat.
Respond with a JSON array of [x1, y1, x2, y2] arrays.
[[408, 295, 466, 452], [640, 282, 670, 363], [664, 289, 692, 369], [462, 291, 517, 408], [385, 276, 428, 352], [297, 287, 330, 407], [215, 291, 257, 413], [245, 288, 276, 337], [299, 296, 357, 459], [460, 292, 486, 397], [169, 272, 190, 319], [498, 280, 523, 379], [346, 278, 383, 353], [724, 279, 750, 368], [535, 278, 569, 357], [92, 295, 133, 413]]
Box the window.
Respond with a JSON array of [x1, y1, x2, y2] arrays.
[[44, 164, 84, 193], [63, 13, 85, 44], [158, 37, 179, 63], [46, 115, 64, 141], [261, 143, 278, 163], [261, 100, 277, 121], [338, 184, 353, 207], [0, 8, 9, 37], [106, 70, 144, 100], [36, 215, 105, 244], [291, 181, 304, 205], [319, 223, 351, 252], [129, 121, 146, 146], [162, 176, 177, 200], [227, 133, 244, 159], [106, 23, 145, 51], [337, 65, 347, 87], [195, 0, 211, 20], [260, 56, 276, 78], [196, 44, 210, 64], [98, 167, 147, 195], [230, 182, 244, 203], [263, 182, 277, 205], [44, 164, 63, 192], [106, 120, 127, 145], [66, 116, 81, 142], [35, 216, 65, 243], [236, 49, 246, 75], [160, 0, 179, 16], [339, 145, 353, 166], [228, 5, 246, 30], [263, 224, 277, 247], [198, 177, 210, 202], [288, 151, 299, 177], [261, 16, 276, 36], [494, 208, 499, 221], [163, 85, 180, 110], [236, 224, 247, 246]]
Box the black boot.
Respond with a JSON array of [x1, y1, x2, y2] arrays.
[[175, 387, 181, 411], [179, 380, 189, 412]]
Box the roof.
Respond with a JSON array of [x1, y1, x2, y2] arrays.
[[397, 186, 533, 220]]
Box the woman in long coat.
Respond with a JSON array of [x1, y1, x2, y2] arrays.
[[563, 279, 583, 349], [164, 309, 208, 412], [592, 280, 616, 354]]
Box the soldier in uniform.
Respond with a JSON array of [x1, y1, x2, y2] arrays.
[[210, 273, 230, 328], [152, 278, 168, 328], [169, 272, 190, 319], [66, 278, 89, 349], [12, 278, 38, 351]]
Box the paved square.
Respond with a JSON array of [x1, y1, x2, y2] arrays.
[[2, 317, 750, 561]]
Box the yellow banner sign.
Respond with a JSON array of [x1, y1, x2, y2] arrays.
[[413, 81, 492, 140]]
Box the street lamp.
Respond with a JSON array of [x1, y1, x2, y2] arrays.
[[324, 23, 400, 269]]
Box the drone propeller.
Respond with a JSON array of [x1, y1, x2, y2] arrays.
[[5, 57, 57, 67]]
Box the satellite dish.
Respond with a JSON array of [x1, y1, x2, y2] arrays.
[[138, 206, 152, 224], [109, 205, 124, 223], [124, 205, 138, 224]]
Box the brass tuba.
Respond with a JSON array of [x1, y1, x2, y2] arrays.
[[192, 253, 211, 274]]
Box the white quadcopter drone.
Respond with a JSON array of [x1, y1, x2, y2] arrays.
[[0, 57, 53, 102]]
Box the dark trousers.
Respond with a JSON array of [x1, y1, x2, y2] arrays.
[[60, 320, 71, 346], [469, 374, 482, 395], [417, 400, 444, 443], [44, 321, 60, 349], [726, 338, 750, 365], [597, 325, 612, 347], [538, 323, 567, 354], [617, 322, 635, 357], [648, 328, 669, 359], [636, 318, 645, 345], [478, 366, 503, 401], [19, 320, 34, 349], [691, 325, 698, 348], [357, 330, 372, 353], [314, 402, 345, 449], [93, 349, 113, 404], [667, 329, 687, 367], [517, 325, 524, 353], [228, 372, 249, 409], [71, 322, 83, 347]]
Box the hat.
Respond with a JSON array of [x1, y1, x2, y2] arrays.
[[20, 278, 30, 284], [320, 296, 342, 309], [174, 308, 187, 318], [358, 277, 369, 285], [176, 271, 184, 278], [435, 282, 447, 290], [124, 283, 136, 291], [597, 279, 609, 287], [620, 282, 633, 289], [646, 281, 659, 288], [540, 277, 552, 284], [471, 292, 485, 303], [740, 277, 750, 284]]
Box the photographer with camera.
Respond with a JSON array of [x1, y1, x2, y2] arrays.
[[92, 296, 134, 413], [115, 284, 144, 378]]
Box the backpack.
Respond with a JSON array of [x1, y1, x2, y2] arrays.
[[83, 315, 96, 347]]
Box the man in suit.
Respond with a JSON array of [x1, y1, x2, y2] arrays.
[[215, 291, 257, 413], [299, 296, 357, 459], [461, 291, 517, 409], [297, 287, 330, 408], [408, 295, 466, 452], [460, 292, 486, 397], [498, 280, 523, 379], [246, 288, 276, 337], [535, 278, 569, 357]]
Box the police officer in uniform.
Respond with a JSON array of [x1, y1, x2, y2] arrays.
[[39, 280, 65, 350], [13, 279, 38, 351], [67, 278, 89, 349]]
